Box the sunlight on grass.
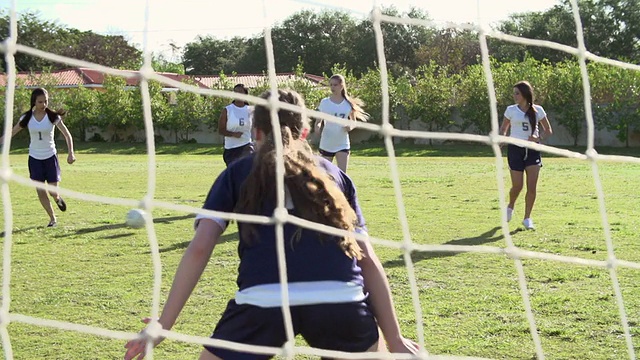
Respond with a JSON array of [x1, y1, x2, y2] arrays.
[[0, 144, 638, 359]]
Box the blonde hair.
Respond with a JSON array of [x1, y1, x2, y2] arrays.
[[329, 74, 369, 122], [234, 89, 362, 260]]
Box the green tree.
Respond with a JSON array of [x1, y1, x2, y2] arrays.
[[404, 62, 458, 144], [1, 11, 141, 71], [590, 62, 640, 146], [546, 60, 585, 146], [56, 86, 99, 141], [456, 63, 491, 134], [97, 75, 134, 141], [182, 36, 247, 75], [165, 79, 206, 142], [491, 0, 640, 63]]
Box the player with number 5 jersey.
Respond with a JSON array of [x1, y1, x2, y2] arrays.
[[217, 84, 255, 166], [500, 81, 553, 230]]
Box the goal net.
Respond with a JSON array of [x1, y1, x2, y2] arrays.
[[1, 0, 639, 359]]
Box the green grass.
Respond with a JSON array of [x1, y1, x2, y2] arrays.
[[0, 143, 639, 359]]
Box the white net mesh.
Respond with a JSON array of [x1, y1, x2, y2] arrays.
[[1, 0, 640, 359]]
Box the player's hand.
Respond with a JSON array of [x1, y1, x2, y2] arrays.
[[528, 135, 540, 143], [67, 153, 76, 164], [233, 132, 243, 138], [386, 336, 420, 355], [124, 318, 165, 360]]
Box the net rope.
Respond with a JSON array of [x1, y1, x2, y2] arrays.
[[0, 0, 638, 359]]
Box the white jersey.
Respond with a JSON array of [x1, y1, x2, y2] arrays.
[[318, 97, 353, 153], [504, 104, 547, 141], [224, 103, 252, 149], [21, 113, 59, 160]]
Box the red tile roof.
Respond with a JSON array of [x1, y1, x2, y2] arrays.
[[0, 68, 322, 90], [195, 73, 322, 89]]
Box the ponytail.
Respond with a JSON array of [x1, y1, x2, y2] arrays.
[[235, 89, 362, 259]]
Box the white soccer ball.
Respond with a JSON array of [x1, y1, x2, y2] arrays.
[[126, 209, 146, 229]]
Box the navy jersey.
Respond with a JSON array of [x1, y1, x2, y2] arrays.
[[200, 155, 366, 292]]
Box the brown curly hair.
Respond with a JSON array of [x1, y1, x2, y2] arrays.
[[234, 89, 362, 260]]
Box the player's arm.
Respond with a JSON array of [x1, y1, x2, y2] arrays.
[[499, 117, 511, 137], [158, 218, 222, 330], [343, 173, 418, 354], [217, 108, 241, 138], [344, 111, 356, 132], [357, 238, 419, 354], [538, 116, 553, 141], [0, 123, 24, 145], [499, 117, 511, 147], [55, 119, 76, 164], [124, 219, 223, 360]]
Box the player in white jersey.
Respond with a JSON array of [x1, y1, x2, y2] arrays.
[[314, 74, 368, 173], [0, 88, 76, 227], [499, 81, 553, 230], [217, 84, 254, 166]]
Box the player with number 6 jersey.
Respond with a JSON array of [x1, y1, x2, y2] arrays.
[[217, 84, 255, 166], [500, 81, 553, 230]]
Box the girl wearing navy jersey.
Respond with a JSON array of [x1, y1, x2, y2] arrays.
[[125, 90, 418, 360], [217, 84, 254, 166], [315, 74, 368, 173], [0, 88, 75, 227], [500, 81, 553, 230]]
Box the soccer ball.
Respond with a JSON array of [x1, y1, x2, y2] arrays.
[[126, 209, 146, 229]]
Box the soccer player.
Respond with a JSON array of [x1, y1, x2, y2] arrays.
[[217, 84, 254, 166], [314, 74, 368, 173], [124, 89, 418, 360], [500, 81, 553, 230], [0, 88, 75, 227]]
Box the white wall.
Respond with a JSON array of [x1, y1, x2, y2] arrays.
[[85, 111, 640, 147]]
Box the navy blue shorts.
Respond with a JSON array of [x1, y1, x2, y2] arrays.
[[28, 155, 61, 183], [319, 148, 350, 158], [223, 143, 255, 166], [507, 144, 542, 171], [204, 300, 379, 359]]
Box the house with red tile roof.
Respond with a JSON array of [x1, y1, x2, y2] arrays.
[[0, 68, 324, 90]]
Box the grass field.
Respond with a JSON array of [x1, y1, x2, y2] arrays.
[[0, 143, 639, 360]]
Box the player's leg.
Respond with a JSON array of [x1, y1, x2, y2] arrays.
[[300, 301, 379, 360], [198, 349, 223, 360], [202, 300, 287, 360], [319, 149, 335, 164], [523, 164, 541, 220], [335, 150, 350, 173], [506, 145, 525, 221], [29, 156, 57, 226], [36, 187, 56, 226], [45, 155, 66, 213], [508, 170, 524, 210]]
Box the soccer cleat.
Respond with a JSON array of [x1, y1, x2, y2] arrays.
[[523, 218, 535, 230], [47, 220, 57, 227], [55, 197, 67, 212], [506, 207, 514, 222]]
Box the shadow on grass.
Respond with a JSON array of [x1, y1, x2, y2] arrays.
[[52, 214, 195, 239], [0, 226, 41, 237], [384, 226, 523, 267], [7, 140, 638, 158], [157, 232, 238, 253]]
